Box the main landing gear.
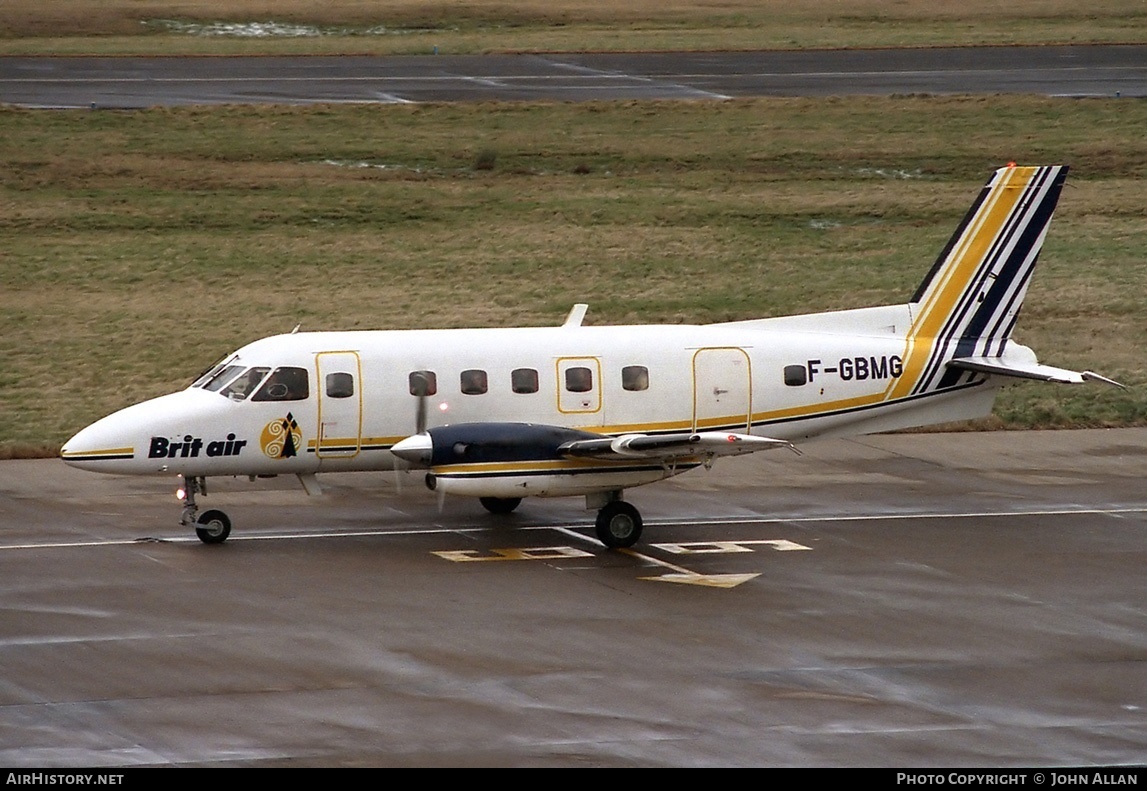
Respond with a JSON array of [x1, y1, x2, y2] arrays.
[[593, 497, 643, 549], [479, 496, 522, 514], [179, 475, 232, 545], [478, 492, 644, 549]]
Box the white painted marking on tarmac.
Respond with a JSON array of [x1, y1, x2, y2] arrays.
[[543, 59, 733, 100], [9, 65, 1140, 86], [551, 527, 760, 587], [620, 547, 760, 588], [3, 505, 1145, 551], [433, 546, 593, 562], [677, 506, 1147, 526], [653, 539, 811, 554], [0, 72, 736, 100], [643, 572, 760, 588], [461, 76, 506, 88]]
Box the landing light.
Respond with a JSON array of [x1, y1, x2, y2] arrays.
[[176, 487, 186, 501], [439, 402, 449, 412]]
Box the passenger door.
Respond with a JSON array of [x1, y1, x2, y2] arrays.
[[316, 351, 362, 460], [692, 347, 752, 433]]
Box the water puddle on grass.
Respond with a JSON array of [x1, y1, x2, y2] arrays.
[[143, 20, 445, 38]]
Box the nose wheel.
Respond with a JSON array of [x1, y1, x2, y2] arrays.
[[179, 475, 233, 545], [195, 510, 232, 544]]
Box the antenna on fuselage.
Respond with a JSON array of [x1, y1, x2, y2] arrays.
[[290, 324, 301, 334], [562, 304, 588, 328]]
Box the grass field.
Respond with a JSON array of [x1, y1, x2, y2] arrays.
[[1, 95, 1145, 456], [1, 2, 1145, 456], [2, 1, 1146, 54]]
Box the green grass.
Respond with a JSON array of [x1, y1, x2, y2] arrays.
[[2, 96, 1146, 455], [2, 0, 1146, 54]]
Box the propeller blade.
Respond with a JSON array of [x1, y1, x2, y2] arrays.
[[410, 370, 431, 434], [415, 393, 427, 435], [392, 454, 403, 494]]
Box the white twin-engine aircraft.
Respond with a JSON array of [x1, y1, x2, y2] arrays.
[[62, 165, 1119, 548]]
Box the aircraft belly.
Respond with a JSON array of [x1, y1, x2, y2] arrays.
[[435, 465, 692, 499]]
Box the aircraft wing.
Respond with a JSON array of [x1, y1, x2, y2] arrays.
[[558, 431, 797, 461]]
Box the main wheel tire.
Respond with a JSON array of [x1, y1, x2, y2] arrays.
[[479, 496, 522, 515], [195, 509, 232, 544], [595, 501, 643, 549]]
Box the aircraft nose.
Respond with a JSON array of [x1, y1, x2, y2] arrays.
[[61, 415, 139, 470], [61, 390, 217, 473]]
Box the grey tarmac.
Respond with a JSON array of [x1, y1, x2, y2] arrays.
[[1, 45, 1144, 108], [1, 428, 1145, 766]]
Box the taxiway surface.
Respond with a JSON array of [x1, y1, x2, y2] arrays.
[[2, 429, 1145, 766], [2, 45, 1144, 107]]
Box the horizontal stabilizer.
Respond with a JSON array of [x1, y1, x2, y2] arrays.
[[560, 432, 797, 461], [948, 356, 1124, 388]]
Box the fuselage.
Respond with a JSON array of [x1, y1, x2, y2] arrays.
[[55, 165, 1088, 548], [61, 304, 999, 481]]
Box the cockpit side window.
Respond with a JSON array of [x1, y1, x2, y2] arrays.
[[221, 367, 270, 401], [191, 357, 232, 388], [200, 365, 245, 392], [252, 367, 309, 402]]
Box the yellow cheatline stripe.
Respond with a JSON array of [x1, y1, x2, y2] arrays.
[[61, 447, 134, 458], [363, 436, 404, 446], [600, 418, 694, 435], [748, 391, 886, 424], [304, 399, 905, 455], [295, 393, 916, 454], [883, 333, 919, 399], [598, 393, 895, 437], [693, 414, 751, 431], [886, 332, 935, 400], [309, 436, 404, 449]]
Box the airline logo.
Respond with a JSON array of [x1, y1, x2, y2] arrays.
[[148, 434, 247, 459], [261, 413, 302, 460]]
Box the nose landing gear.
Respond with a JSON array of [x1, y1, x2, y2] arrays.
[[179, 475, 232, 544]]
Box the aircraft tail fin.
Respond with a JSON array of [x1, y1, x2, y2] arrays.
[[901, 164, 1069, 394]]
